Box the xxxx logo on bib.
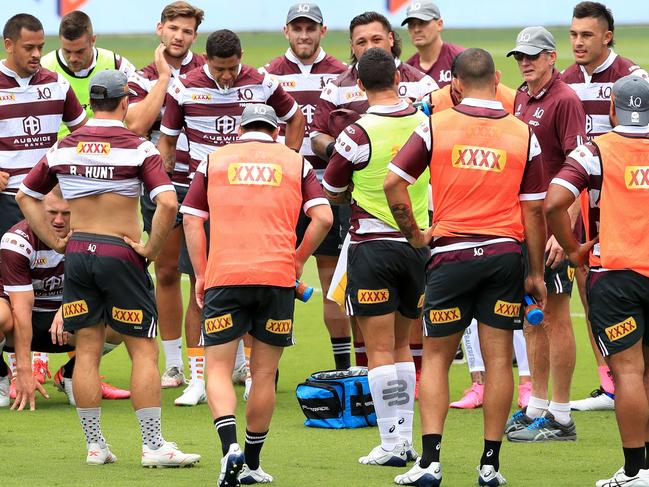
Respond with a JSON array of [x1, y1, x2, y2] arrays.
[[452, 145, 507, 172], [228, 163, 282, 186]]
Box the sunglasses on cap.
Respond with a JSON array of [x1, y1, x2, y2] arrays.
[[513, 51, 545, 62]]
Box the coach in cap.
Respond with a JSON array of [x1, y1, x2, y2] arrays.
[[181, 103, 332, 485], [546, 75, 649, 486], [505, 26, 587, 443], [402, 0, 464, 87]]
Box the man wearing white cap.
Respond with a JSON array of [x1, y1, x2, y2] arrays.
[[402, 1, 464, 88], [545, 75, 649, 487], [505, 26, 587, 442]]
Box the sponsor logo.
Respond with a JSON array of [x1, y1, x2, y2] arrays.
[[344, 89, 365, 101], [35, 257, 47, 265], [604, 317, 637, 342], [22, 116, 41, 136], [567, 266, 575, 282], [382, 379, 409, 406], [204, 313, 233, 334], [452, 145, 506, 172], [625, 166, 649, 189], [228, 163, 282, 186], [357, 289, 389, 304], [63, 300, 88, 318], [280, 80, 297, 89], [429, 307, 461, 324], [215, 115, 237, 134], [494, 300, 521, 318], [266, 319, 292, 334], [0, 93, 15, 102], [112, 307, 143, 325], [301, 103, 316, 124], [191, 93, 212, 100], [77, 142, 111, 155], [417, 294, 425, 308]]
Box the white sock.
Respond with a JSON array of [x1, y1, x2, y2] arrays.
[[463, 319, 484, 373], [161, 338, 183, 370], [102, 342, 119, 355], [136, 407, 164, 450], [394, 362, 416, 446], [368, 364, 400, 451], [513, 330, 530, 376], [527, 396, 549, 418], [7, 353, 16, 376], [77, 407, 107, 448], [189, 354, 205, 383], [548, 401, 571, 425], [234, 340, 246, 370]]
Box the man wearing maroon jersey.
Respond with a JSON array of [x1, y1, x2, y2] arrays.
[[125, 1, 207, 404], [262, 3, 351, 370], [505, 27, 587, 442], [402, 1, 464, 88], [561, 1, 649, 412]]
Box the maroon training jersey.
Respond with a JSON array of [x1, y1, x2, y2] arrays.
[[514, 70, 587, 185], [129, 51, 206, 187], [405, 42, 465, 88], [561, 50, 649, 138], [310, 60, 438, 141], [262, 48, 347, 175], [1, 219, 65, 312]]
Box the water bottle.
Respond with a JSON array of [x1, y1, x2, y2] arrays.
[[413, 100, 432, 117], [295, 280, 314, 302], [523, 294, 544, 325]]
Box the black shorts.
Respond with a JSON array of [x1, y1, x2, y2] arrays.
[[0, 193, 24, 236], [202, 286, 295, 347], [296, 205, 344, 257], [587, 270, 649, 357], [62, 233, 158, 338], [523, 245, 574, 295], [178, 219, 209, 276], [4, 311, 74, 354], [141, 184, 187, 234], [346, 240, 428, 319], [423, 245, 524, 337]]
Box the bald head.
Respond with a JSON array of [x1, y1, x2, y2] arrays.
[[454, 48, 496, 89]]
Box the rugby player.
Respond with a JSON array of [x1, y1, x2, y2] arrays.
[[16, 70, 199, 467], [41, 11, 135, 138], [126, 1, 207, 402], [181, 103, 331, 485], [387, 48, 547, 486], [402, 0, 464, 88], [505, 26, 587, 442], [561, 1, 649, 412], [0, 187, 128, 410], [545, 75, 649, 487], [261, 3, 351, 370], [323, 47, 428, 467]]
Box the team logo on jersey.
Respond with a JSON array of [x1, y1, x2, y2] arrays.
[[604, 317, 637, 342], [494, 300, 521, 318], [191, 93, 212, 101], [266, 319, 292, 334], [63, 300, 88, 318], [112, 307, 143, 325], [429, 307, 461, 324], [77, 142, 111, 155], [228, 163, 282, 186], [204, 313, 233, 334], [452, 145, 506, 172], [625, 166, 649, 189], [0, 93, 15, 102], [357, 289, 389, 304]]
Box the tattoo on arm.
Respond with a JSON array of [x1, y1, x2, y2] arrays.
[[162, 154, 175, 173], [390, 203, 418, 240]]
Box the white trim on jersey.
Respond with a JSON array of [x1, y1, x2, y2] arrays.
[[179, 205, 209, 220], [303, 197, 329, 213], [551, 178, 580, 198]]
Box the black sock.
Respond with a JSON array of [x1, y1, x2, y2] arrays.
[[419, 434, 442, 468], [62, 357, 76, 379], [480, 439, 502, 471], [645, 443, 649, 469], [0, 356, 8, 377], [623, 447, 644, 477], [331, 336, 351, 369], [214, 415, 237, 456], [245, 429, 268, 470]]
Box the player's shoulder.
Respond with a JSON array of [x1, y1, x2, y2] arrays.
[[136, 61, 159, 80], [560, 63, 582, 82], [329, 66, 355, 87], [34, 67, 65, 86], [180, 64, 209, 87], [237, 64, 266, 86], [182, 51, 206, 72], [551, 76, 583, 103], [398, 61, 427, 81], [262, 55, 288, 74], [610, 54, 647, 79], [316, 54, 347, 74], [444, 43, 465, 57], [1, 220, 37, 253]]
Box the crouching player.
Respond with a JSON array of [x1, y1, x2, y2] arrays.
[[0, 187, 128, 410], [182, 104, 332, 485]]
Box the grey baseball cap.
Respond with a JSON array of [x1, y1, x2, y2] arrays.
[[89, 70, 135, 99], [240, 103, 278, 128], [506, 26, 556, 57], [286, 3, 323, 24], [612, 75, 649, 126], [401, 1, 441, 26]]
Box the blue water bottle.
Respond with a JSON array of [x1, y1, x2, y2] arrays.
[[523, 294, 544, 325], [295, 280, 314, 302]]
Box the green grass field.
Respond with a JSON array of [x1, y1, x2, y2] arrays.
[[1, 26, 647, 486]]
